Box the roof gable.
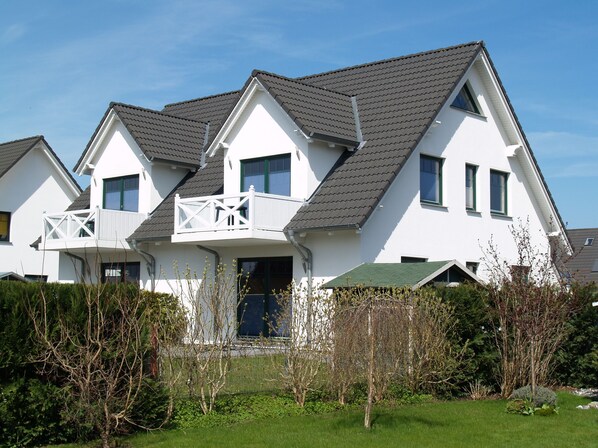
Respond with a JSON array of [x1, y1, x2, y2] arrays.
[[75, 103, 207, 174], [0, 136, 81, 196], [323, 260, 481, 289]]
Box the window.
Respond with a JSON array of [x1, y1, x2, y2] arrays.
[[420, 155, 443, 205], [101, 262, 141, 284], [24, 274, 48, 283], [584, 237, 594, 247], [451, 83, 481, 114], [466, 262, 479, 275], [465, 164, 477, 211], [238, 257, 293, 337], [401, 256, 427, 263], [103, 175, 139, 212], [490, 170, 508, 215], [510, 265, 530, 283], [241, 154, 291, 196], [0, 212, 10, 242]]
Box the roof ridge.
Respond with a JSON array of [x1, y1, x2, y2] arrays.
[[0, 135, 43, 147], [297, 41, 483, 82], [252, 70, 353, 98], [111, 102, 207, 125], [163, 90, 240, 109]]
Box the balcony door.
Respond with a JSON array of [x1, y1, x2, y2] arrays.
[[241, 154, 291, 196], [238, 257, 292, 337]]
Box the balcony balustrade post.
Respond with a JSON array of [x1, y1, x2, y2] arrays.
[[95, 206, 100, 240], [174, 194, 180, 234], [249, 185, 255, 231]]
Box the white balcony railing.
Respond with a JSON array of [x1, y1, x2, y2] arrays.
[[42, 207, 147, 249], [173, 187, 304, 242]]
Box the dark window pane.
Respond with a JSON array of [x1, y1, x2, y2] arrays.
[[104, 178, 121, 210], [269, 156, 291, 196], [452, 84, 480, 114], [466, 165, 476, 210], [242, 159, 265, 192], [0, 212, 10, 241], [490, 171, 507, 214], [420, 156, 441, 203], [122, 176, 139, 212]]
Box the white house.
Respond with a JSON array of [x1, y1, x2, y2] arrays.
[[41, 41, 570, 336], [0, 136, 81, 282]]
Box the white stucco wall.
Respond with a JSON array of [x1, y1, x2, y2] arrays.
[[0, 146, 79, 281], [219, 90, 344, 201], [87, 119, 188, 214], [360, 63, 553, 280]]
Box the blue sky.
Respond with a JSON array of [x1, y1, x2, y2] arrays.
[[1, 0, 596, 228]]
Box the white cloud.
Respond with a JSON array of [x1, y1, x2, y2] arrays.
[[528, 131, 598, 178]]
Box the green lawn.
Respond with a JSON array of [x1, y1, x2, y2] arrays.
[[104, 392, 597, 447]]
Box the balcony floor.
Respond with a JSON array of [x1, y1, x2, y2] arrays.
[[171, 228, 290, 246]]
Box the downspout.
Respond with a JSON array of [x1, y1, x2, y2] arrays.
[[131, 239, 156, 292], [196, 245, 220, 275], [66, 252, 90, 283], [285, 229, 313, 341]]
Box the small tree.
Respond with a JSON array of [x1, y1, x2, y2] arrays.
[[484, 220, 579, 398], [332, 287, 457, 429], [270, 282, 334, 407], [164, 262, 246, 415], [29, 284, 149, 448]]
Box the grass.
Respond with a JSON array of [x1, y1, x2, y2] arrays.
[[65, 392, 597, 447]]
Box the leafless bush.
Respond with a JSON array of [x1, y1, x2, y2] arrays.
[[270, 281, 334, 407], [483, 220, 579, 398], [29, 284, 148, 448], [331, 287, 458, 428], [163, 261, 247, 414], [466, 380, 492, 400]]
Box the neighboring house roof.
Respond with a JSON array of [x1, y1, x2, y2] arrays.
[[66, 185, 91, 211], [322, 260, 480, 289], [565, 228, 598, 285], [0, 136, 81, 195], [0, 272, 31, 282], [75, 103, 208, 173]]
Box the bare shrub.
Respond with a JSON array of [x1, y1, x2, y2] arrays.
[[483, 220, 579, 398], [29, 284, 149, 448], [466, 380, 492, 400], [270, 282, 334, 407], [163, 262, 246, 415]]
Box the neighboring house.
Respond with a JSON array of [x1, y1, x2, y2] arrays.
[[0, 136, 82, 282], [564, 228, 598, 285], [41, 41, 569, 336]]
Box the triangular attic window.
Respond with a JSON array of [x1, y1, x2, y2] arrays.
[[451, 83, 480, 114]]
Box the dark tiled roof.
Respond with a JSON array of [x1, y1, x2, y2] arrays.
[[128, 153, 224, 241], [112, 103, 206, 167], [565, 228, 598, 285], [129, 42, 484, 240], [0, 136, 44, 179], [0, 135, 81, 193], [254, 71, 358, 145], [66, 185, 91, 211], [287, 42, 481, 230]]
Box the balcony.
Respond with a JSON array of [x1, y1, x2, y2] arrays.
[[42, 207, 147, 252], [172, 187, 304, 246]]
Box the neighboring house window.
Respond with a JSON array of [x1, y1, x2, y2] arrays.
[[465, 164, 477, 211], [592, 260, 598, 273], [101, 262, 141, 284], [451, 83, 481, 114], [401, 256, 427, 263], [241, 154, 291, 196], [24, 274, 48, 283], [584, 237, 594, 247], [490, 170, 508, 215], [466, 262, 479, 274], [420, 155, 443, 205], [0, 212, 10, 242], [103, 175, 139, 212]]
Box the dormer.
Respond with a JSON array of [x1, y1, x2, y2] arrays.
[[206, 72, 363, 201], [74, 103, 205, 215]]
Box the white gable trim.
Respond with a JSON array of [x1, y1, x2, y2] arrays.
[[35, 141, 81, 198], [414, 260, 482, 289], [473, 52, 569, 250], [74, 109, 121, 176], [207, 78, 310, 157]]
